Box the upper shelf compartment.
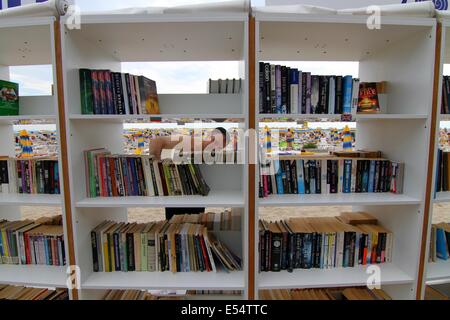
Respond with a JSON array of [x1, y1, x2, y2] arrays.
[[65, 14, 247, 62], [256, 14, 435, 61], [0, 17, 54, 66]]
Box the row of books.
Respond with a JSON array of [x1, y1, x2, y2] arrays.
[[429, 222, 450, 261], [91, 218, 241, 273], [102, 289, 181, 300], [436, 149, 450, 192], [84, 149, 210, 197], [259, 158, 404, 198], [258, 63, 381, 114], [208, 78, 242, 94], [79, 69, 160, 115], [441, 76, 450, 114], [259, 287, 391, 300], [0, 216, 65, 266], [259, 214, 392, 272], [426, 286, 449, 300], [0, 157, 60, 194], [169, 210, 242, 232], [102, 289, 241, 300], [0, 285, 68, 300]]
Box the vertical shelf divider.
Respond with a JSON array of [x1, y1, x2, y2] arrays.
[[417, 22, 442, 300], [54, 18, 78, 300], [248, 14, 256, 301]]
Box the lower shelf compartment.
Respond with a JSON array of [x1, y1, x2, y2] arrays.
[[81, 271, 245, 290], [258, 264, 413, 289]]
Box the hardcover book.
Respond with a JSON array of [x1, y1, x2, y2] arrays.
[[0, 80, 19, 116], [138, 76, 160, 114], [358, 82, 380, 113]]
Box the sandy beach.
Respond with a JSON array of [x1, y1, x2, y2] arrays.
[[21, 204, 450, 224]]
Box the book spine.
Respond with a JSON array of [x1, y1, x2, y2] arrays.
[[297, 70, 302, 115], [264, 63, 271, 114], [91, 70, 101, 114], [335, 76, 343, 114], [310, 75, 319, 114], [343, 159, 352, 193], [270, 65, 276, 113], [301, 73, 307, 114], [275, 65, 282, 114], [318, 76, 329, 114], [315, 160, 321, 194], [328, 76, 335, 115], [342, 75, 353, 114], [305, 73, 312, 114], [79, 69, 94, 114], [98, 70, 107, 114], [280, 66, 288, 114], [368, 160, 376, 193], [104, 71, 115, 114], [351, 78, 360, 116], [303, 161, 310, 194], [270, 232, 282, 272], [290, 68, 299, 114], [259, 62, 265, 114], [113, 73, 125, 114], [296, 160, 305, 194]]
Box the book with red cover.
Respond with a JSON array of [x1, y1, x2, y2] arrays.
[[357, 82, 380, 113]]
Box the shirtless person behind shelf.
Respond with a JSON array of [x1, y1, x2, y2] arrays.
[[148, 127, 229, 219]]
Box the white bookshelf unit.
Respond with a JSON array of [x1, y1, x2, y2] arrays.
[[0, 17, 70, 289], [424, 21, 450, 291], [253, 13, 436, 300], [60, 13, 249, 300]]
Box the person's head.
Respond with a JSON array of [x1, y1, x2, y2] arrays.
[[211, 127, 230, 149]]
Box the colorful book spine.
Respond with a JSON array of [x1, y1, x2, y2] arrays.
[[342, 75, 353, 114]]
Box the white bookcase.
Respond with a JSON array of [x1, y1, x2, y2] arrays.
[[0, 17, 69, 289], [253, 13, 436, 299], [424, 21, 450, 290], [60, 13, 249, 300]]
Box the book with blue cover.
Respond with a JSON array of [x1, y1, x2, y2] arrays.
[[289, 69, 299, 114], [368, 160, 376, 193], [436, 224, 449, 260], [309, 160, 316, 195], [296, 160, 305, 194], [342, 75, 353, 114], [274, 160, 284, 194], [343, 160, 352, 193], [361, 161, 369, 193]]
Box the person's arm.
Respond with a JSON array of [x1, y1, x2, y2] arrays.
[[149, 134, 219, 160], [149, 135, 189, 160]]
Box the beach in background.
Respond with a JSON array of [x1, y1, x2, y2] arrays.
[[22, 204, 450, 224]]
